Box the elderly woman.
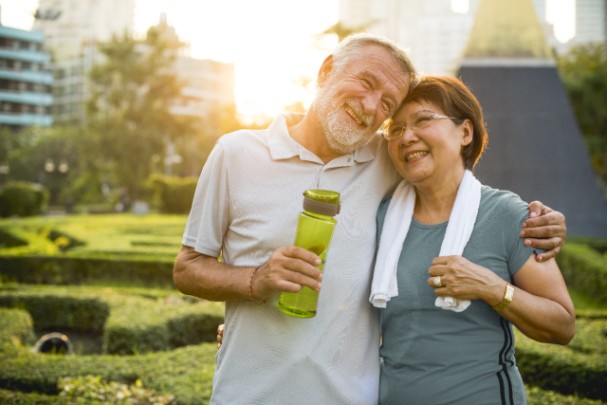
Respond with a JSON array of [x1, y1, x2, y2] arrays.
[[371, 76, 575, 404]]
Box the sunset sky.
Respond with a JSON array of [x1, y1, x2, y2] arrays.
[[0, 0, 575, 120]]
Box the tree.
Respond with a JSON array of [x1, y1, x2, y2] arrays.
[[557, 42, 607, 193], [87, 25, 196, 202]]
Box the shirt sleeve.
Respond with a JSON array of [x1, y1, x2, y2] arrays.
[[500, 192, 542, 276], [181, 141, 230, 257]]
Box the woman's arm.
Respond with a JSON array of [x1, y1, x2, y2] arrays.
[[494, 257, 575, 344], [428, 255, 575, 345]]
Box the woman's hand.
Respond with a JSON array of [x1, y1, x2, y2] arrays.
[[428, 256, 504, 304]]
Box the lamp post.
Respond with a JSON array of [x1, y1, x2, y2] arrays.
[[0, 162, 8, 187], [44, 158, 69, 207]]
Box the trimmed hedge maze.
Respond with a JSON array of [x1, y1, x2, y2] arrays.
[[0, 286, 223, 403]]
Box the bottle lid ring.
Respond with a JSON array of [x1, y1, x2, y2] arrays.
[[303, 196, 340, 216]]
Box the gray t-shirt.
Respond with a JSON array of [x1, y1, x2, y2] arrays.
[[377, 185, 534, 405]]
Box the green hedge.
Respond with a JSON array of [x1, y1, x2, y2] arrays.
[[0, 256, 174, 287], [0, 293, 109, 333], [557, 242, 607, 304], [0, 286, 224, 355], [0, 287, 218, 403], [1, 287, 605, 404], [0, 308, 35, 348], [0, 344, 216, 402], [149, 174, 197, 214], [515, 314, 607, 401], [0, 181, 49, 218]]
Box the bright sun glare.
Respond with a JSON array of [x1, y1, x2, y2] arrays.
[[134, 0, 339, 122]]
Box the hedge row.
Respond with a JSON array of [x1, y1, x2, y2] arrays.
[[0, 256, 174, 287], [0, 287, 224, 355], [1, 294, 605, 404], [0, 344, 217, 403], [0, 181, 49, 218], [557, 242, 607, 304], [0, 308, 35, 348], [514, 313, 607, 401]]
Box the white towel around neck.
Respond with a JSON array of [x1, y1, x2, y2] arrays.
[[369, 170, 482, 312]]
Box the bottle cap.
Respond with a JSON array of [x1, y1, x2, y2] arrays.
[[303, 190, 340, 216]]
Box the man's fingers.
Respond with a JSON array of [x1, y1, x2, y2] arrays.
[[521, 224, 565, 239], [528, 200, 545, 218], [216, 323, 224, 349], [524, 212, 564, 229], [524, 235, 561, 249], [535, 246, 560, 262], [280, 246, 322, 266]]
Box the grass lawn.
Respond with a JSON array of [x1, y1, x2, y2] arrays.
[[0, 214, 187, 260]]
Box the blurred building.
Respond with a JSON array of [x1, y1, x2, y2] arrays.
[[338, 0, 569, 75], [153, 14, 235, 134], [0, 24, 53, 131], [32, 5, 235, 131], [33, 0, 135, 125], [571, 0, 607, 45], [172, 56, 235, 133]]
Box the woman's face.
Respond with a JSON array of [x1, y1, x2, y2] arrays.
[[387, 101, 472, 186]]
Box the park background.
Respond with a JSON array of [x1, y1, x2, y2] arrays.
[[0, 0, 606, 403]]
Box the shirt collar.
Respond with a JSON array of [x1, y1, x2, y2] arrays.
[[267, 113, 380, 166]]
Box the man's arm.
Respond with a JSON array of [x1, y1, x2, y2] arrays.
[[173, 245, 323, 302], [522, 201, 567, 262]]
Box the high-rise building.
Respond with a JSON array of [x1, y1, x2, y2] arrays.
[[33, 0, 135, 60], [33, 0, 135, 125], [572, 0, 607, 45], [0, 24, 53, 131]]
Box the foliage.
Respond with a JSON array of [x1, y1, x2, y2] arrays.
[[557, 42, 607, 193], [557, 242, 607, 304], [0, 214, 185, 259], [59, 375, 174, 404], [148, 174, 197, 214], [0, 181, 49, 217], [86, 26, 199, 202], [0, 308, 35, 348], [515, 315, 607, 401], [0, 285, 218, 403], [0, 285, 223, 355]]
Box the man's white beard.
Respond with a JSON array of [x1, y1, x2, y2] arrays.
[[317, 85, 375, 155]]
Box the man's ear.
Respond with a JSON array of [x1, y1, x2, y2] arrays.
[[317, 55, 334, 87]]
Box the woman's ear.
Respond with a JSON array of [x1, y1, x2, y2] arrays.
[[317, 55, 334, 87], [461, 119, 474, 147]]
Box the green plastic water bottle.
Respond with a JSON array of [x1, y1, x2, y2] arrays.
[[277, 189, 340, 318]]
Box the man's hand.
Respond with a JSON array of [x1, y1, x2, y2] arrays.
[[250, 246, 323, 301], [217, 324, 224, 349], [521, 201, 567, 262]]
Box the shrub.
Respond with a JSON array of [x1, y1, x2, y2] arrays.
[[515, 315, 607, 401], [557, 243, 607, 304], [0, 308, 35, 348], [58, 375, 174, 404], [0, 182, 49, 217], [149, 174, 197, 214], [0, 293, 109, 333], [0, 256, 174, 288]]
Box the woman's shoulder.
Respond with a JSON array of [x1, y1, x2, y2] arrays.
[[480, 184, 529, 221]]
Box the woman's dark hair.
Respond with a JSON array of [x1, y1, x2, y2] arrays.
[[401, 75, 488, 170]]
